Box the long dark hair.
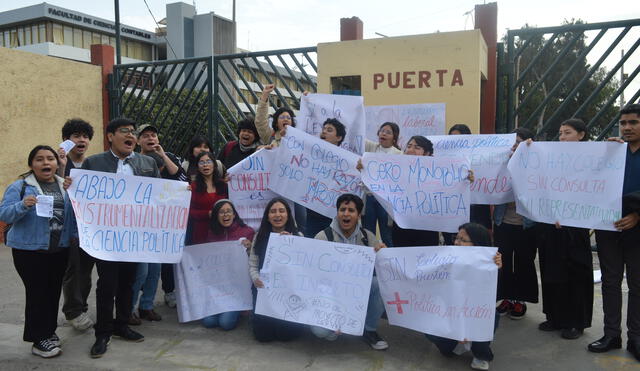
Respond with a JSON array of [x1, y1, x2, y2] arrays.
[[22, 145, 60, 178], [209, 199, 247, 235], [185, 135, 213, 164], [271, 107, 296, 132], [408, 135, 434, 156], [560, 118, 589, 141], [378, 122, 400, 149], [253, 197, 298, 269], [449, 124, 472, 135], [458, 222, 493, 247], [194, 151, 226, 193]]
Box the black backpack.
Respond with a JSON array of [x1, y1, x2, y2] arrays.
[[323, 226, 369, 246], [2, 181, 27, 245]]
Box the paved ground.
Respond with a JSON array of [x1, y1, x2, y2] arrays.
[[0, 246, 637, 371]]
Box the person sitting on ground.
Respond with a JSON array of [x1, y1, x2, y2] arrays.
[[312, 193, 389, 351]]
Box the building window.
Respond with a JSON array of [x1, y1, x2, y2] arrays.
[[10, 29, 18, 47], [52, 23, 63, 45], [63, 25, 73, 46], [101, 34, 109, 45], [17, 27, 24, 46], [39, 23, 46, 43], [92, 32, 101, 45], [73, 28, 82, 48], [82, 30, 91, 49]]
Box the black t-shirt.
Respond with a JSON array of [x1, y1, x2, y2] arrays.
[[38, 180, 64, 251]]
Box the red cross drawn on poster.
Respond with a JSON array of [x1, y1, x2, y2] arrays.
[[387, 292, 409, 314]]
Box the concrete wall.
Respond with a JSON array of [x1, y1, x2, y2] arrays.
[[0, 46, 103, 191], [317, 30, 488, 134]]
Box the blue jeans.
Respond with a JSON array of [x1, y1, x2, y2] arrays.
[[363, 195, 393, 246], [201, 311, 240, 330], [425, 313, 500, 361], [311, 277, 384, 337], [131, 263, 161, 311]]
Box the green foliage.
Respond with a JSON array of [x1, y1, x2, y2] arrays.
[[503, 19, 621, 139]]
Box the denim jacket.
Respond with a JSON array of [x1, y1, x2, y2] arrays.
[[0, 174, 77, 251], [493, 203, 536, 229]]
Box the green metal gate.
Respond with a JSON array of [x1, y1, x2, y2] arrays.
[[497, 19, 640, 139]]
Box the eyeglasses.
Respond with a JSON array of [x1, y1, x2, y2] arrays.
[[379, 129, 394, 135], [198, 160, 213, 166], [454, 236, 472, 244], [278, 115, 292, 120], [117, 127, 136, 135], [219, 210, 234, 216]]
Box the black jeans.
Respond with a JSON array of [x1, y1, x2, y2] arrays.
[[425, 313, 500, 362], [494, 223, 539, 303], [12, 248, 68, 342], [94, 260, 138, 338], [62, 243, 95, 320], [161, 263, 175, 293], [596, 228, 640, 341]]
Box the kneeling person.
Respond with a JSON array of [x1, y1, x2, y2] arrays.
[[312, 193, 388, 350]]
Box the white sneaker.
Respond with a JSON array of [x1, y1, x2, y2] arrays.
[[471, 357, 490, 370], [69, 312, 93, 331], [164, 292, 177, 308]]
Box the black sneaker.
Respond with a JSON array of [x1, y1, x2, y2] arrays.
[[90, 336, 110, 358], [509, 302, 527, 320], [48, 333, 61, 347], [496, 300, 512, 316], [32, 338, 61, 358], [538, 321, 557, 332], [113, 326, 145, 342], [362, 330, 389, 350]]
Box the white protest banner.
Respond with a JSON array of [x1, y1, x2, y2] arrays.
[[174, 241, 254, 323], [362, 153, 471, 233], [255, 233, 375, 336], [377, 246, 498, 341], [68, 169, 190, 263], [507, 142, 626, 231], [365, 103, 446, 149], [299, 93, 366, 154], [270, 126, 364, 219], [227, 149, 278, 231], [429, 134, 517, 204]]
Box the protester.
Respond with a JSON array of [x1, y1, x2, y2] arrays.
[[588, 104, 640, 362], [425, 222, 502, 371], [201, 199, 254, 330], [494, 127, 538, 320], [66, 118, 161, 358], [188, 151, 228, 245], [312, 193, 389, 350], [362, 122, 402, 246], [182, 135, 224, 182], [57, 119, 96, 332], [218, 117, 262, 170], [130, 125, 189, 322], [255, 84, 296, 147], [391, 135, 440, 247], [249, 197, 305, 342], [304, 118, 347, 238], [536, 119, 593, 339], [0, 145, 77, 358]]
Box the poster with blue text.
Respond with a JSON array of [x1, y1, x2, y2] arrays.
[[270, 127, 364, 219], [255, 233, 375, 336], [376, 246, 498, 341], [68, 169, 191, 263], [507, 142, 626, 231], [361, 153, 471, 233]]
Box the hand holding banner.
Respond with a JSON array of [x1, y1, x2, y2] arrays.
[[270, 127, 364, 219], [255, 233, 375, 336], [507, 142, 626, 231], [175, 241, 254, 323], [361, 153, 471, 233], [68, 169, 191, 263], [299, 93, 366, 154], [376, 246, 498, 341]]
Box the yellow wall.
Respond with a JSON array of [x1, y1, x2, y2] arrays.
[[317, 30, 488, 134], [0, 47, 104, 191]]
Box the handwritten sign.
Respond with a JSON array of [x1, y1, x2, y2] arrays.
[[376, 246, 498, 341], [255, 233, 375, 336], [507, 142, 626, 231], [270, 127, 364, 219], [174, 241, 254, 323], [68, 169, 191, 263], [299, 93, 366, 154], [362, 153, 471, 233], [428, 134, 516, 205], [227, 149, 279, 231], [365, 103, 446, 150]]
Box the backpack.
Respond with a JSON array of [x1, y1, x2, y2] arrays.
[[323, 226, 369, 246], [2, 181, 27, 245]]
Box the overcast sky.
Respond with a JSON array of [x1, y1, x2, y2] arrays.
[[2, 1, 638, 100]]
